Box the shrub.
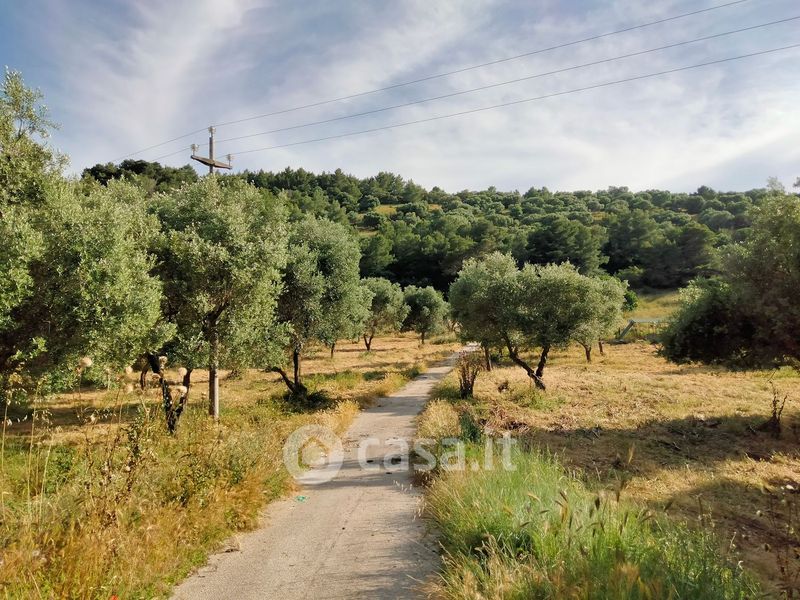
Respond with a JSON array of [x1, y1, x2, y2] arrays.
[[660, 279, 756, 365], [456, 351, 483, 398]]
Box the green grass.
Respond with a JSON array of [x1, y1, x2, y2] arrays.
[[427, 445, 759, 599], [629, 289, 681, 320], [417, 397, 758, 598]]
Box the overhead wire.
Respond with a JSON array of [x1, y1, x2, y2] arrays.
[[212, 0, 753, 128], [199, 16, 798, 149], [119, 0, 752, 161], [216, 44, 800, 157]]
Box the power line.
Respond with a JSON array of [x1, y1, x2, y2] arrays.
[[222, 43, 800, 158], [112, 127, 207, 163], [213, 0, 753, 128], [203, 16, 798, 149], [122, 0, 751, 161]]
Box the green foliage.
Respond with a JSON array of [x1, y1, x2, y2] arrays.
[[233, 168, 742, 291], [271, 216, 363, 394], [449, 254, 626, 386], [0, 68, 64, 206], [449, 252, 517, 352], [402, 285, 448, 343], [361, 277, 408, 349], [1, 180, 168, 393], [1, 72, 162, 396], [661, 279, 753, 365], [0, 206, 41, 330], [151, 177, 288, 374], [523, 214, 607, 274], [82, 159, 198, 194], [574, 276, 628, 356], [428, 447, 759, 599], [663, 193, 800, 366], [726, 193, 800, 362], [623, 288, 639, 311]]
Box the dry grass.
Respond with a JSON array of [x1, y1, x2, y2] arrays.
[[417, 399, 462, 440], [430, 341, 800, 594], [0, 333, 458, 599], [629, 289, 681, 320]]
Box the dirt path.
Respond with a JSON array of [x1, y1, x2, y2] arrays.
[[173, 354, 457, 600]]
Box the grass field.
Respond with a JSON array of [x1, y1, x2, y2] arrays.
[[421, 294, 799, 597], [0, 333, 458, 599]]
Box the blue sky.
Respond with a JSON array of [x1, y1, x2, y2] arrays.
[[2, 0, 798, 192]]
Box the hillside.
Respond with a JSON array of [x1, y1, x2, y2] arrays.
[[83, 161, 782, 291]]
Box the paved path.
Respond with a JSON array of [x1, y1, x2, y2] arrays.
[[173, 354, 457, 600]]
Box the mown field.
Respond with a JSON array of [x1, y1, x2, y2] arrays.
[[421, 294, 799, 597], [0, 334, 458, 599]]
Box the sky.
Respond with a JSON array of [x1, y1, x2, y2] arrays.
[[1, 0, 799, 193]]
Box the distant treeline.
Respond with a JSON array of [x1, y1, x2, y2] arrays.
[[84, 161, 791, 291]]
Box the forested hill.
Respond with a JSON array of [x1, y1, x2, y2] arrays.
[[83, 161, 789, 291]]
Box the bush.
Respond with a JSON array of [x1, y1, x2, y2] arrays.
[[456, 351, 483, 398], [660, 279, 756, 365]]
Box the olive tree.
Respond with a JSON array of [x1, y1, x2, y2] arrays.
[[151, 177, 288, 420], [449, 253, 517, 370], [362, 277, 409, 350], [1, 181, 168, 398], [0, 68, 65, 207], [449, 253, 625, 389], [270, 217, 363, 398], [575, 276, 628, 362], [324, 282, 373, 357], [402, 285, 448, 344]]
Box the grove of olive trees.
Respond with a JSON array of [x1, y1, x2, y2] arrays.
[[450, 253, 627, 389]]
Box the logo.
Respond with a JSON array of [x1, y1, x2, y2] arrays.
[[282, 424, 344, 485]]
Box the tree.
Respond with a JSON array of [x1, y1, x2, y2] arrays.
[[449, 253, 518, 370], [575, 276, 627, 362], [82, 159, 198, 193], [0, 68, 64, 207], [727, 193, 800, 362], [1, 181, 168, 398], [662, 193, 800, 366], [151, 177, 288, 420], [449, 254, 624, 389], [359, 230, 394, 278], [361, 277, 409, 350], [402, 285, 448, 344], [270, 217, 363, 398], [325, 282, 373, 357], [661, 278, 754, 365], [506, 263, 616, 389], [524, 215, 607, 274], [0, 69, 54, 335]]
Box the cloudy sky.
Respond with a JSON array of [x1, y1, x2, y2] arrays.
[[2, 0, 798, 192]]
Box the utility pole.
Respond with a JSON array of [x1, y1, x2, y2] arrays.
[[191, 126, 232, 174], [190, 127, 232, 421]]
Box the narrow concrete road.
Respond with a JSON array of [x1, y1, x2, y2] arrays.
[[173, 354, 457, 600]]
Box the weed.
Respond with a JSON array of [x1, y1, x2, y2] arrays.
[[427, 447, 759, 599]]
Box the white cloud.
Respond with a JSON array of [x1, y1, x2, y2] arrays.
[[27, 0, 800, 190]]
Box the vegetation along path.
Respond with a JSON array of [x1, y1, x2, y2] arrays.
[[173, 354, 459, 599]]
